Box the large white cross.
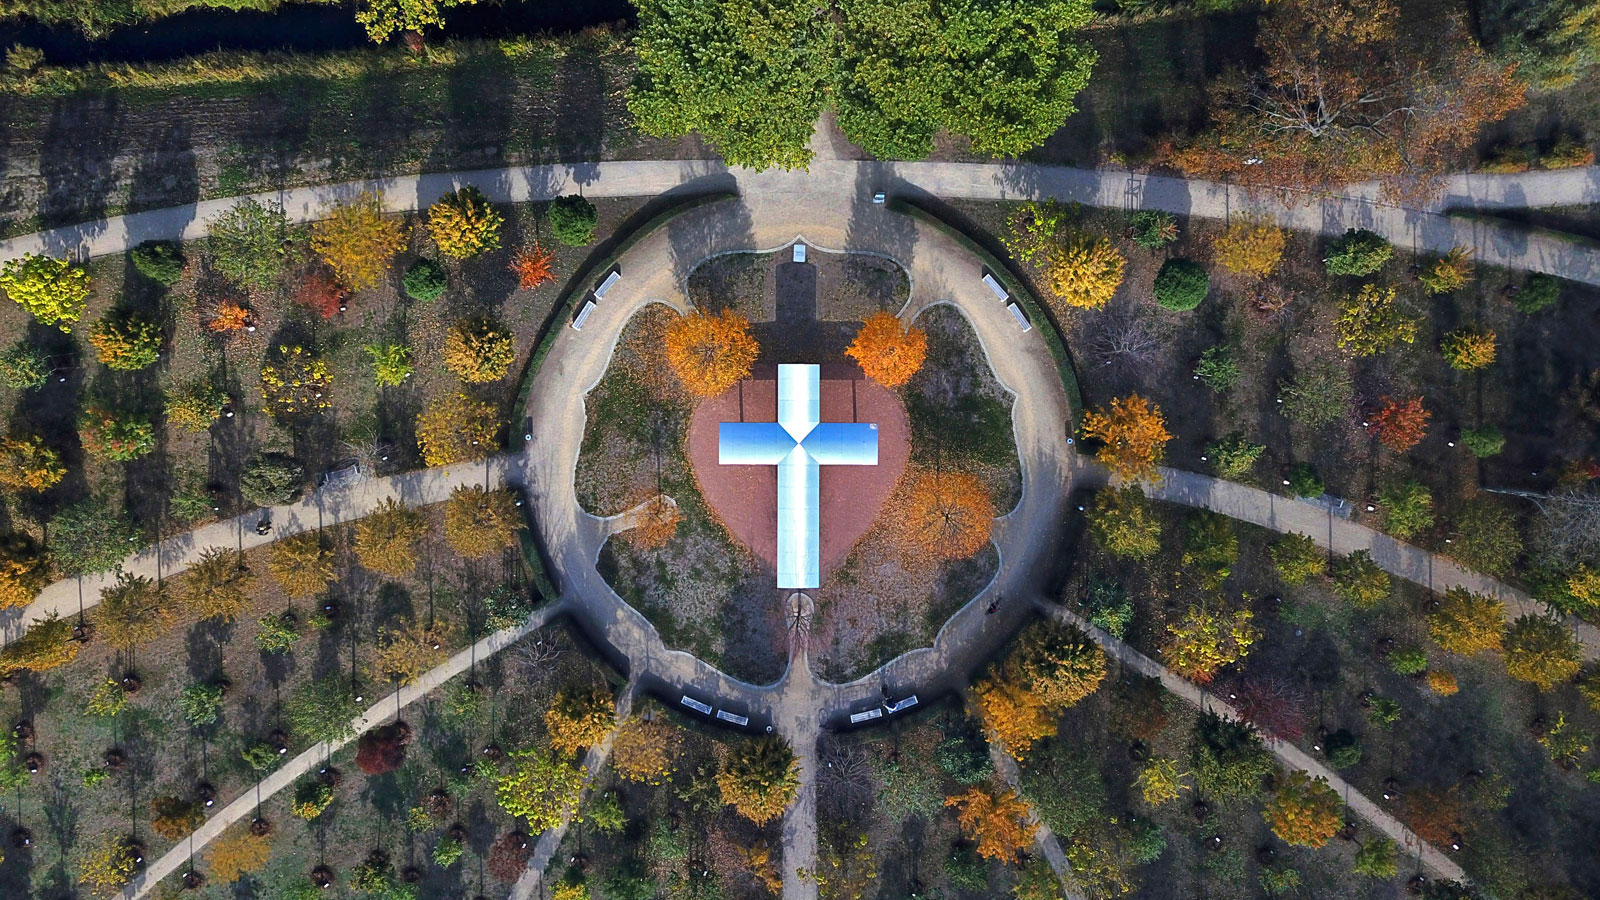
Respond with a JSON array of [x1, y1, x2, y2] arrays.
[[719, 364, 879, 589]]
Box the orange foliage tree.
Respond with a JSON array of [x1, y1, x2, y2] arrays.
[[611, 714, 679, 784], [293, 269, 346, 320], [945, 787, 1038, 861], [973, 619, 1107, 758], [628, 496, 682, 549], [0, 533, 48, 611], [846, 312, 927, 388], [897, 470, 995, 559], [1080, 394, 1172, 481], [1369, 396, 1429, 452], [207, 300, 252, 335], [206, 826, 272, 883], [510, 244, 555, 290], [663, 310, 760, 397], [1262, 771, 1343, 848]]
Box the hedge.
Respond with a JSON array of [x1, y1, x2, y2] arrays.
[[511, 190, 740, 602], [887, 197, 1083, 423]]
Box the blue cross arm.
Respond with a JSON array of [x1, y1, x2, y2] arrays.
[[718, 422, 796, 465], [801, 422, 879, 466]]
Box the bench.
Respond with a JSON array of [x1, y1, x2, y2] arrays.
[[793, 244, 807, 263], [1006, 302, 1032, 333], [982, 273, 1009, 301], [848, 707, 884, 724], [679, 695, 713, 715], [714, 710, 749, 726], [570, 299, 597, 331], [884, 695, 919, 714], [593, 270, 622, 299]]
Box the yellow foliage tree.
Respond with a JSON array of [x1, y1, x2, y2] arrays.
[[0, 435, 65, 491], [1420, 246, 1474, 295], [309, 192, 406, 291], [1441, 327, 1497, 371], [180, 547, 256, 623], [1426, 670, 1459, 695], [417, 394, 500, 467], [1161, 604, 1258, 683], [95, 573, 171, 652], [945, 787, 1038, 861], [354, 498, 428, 577], [427, 186, 504, 259], [0, 614, 78, 677], [897, 469, 996, 559], [1215, 218, 1287, 278], [971, 676, 1054, 759], [1262, 771, 1342, 848], [367, 620, 451, 686], [442, 316, 517, 383], [663, 310, 760, 397], [267, 532, 335, 599], [846, 312, 928, 388], [1080, 394, 1172, 482], [1503, 615, 1582, 691], [546, 685, 617, 756], [206, 826, 272, 884], [0, 533, 48, 611], [1046, 235, 1125, 310], [1428, 587, 1505, 655], [442, 485, 523, 557], [974, 619, 1107, 759], [716, 737, 800, 825], [1135, 756, 1185, 806], [611, 714, 679, 784], [78, 834, 139, 897]]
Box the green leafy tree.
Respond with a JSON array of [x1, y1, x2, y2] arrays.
[[1153, 258, 1209, 311], [496, 747, 584, 833], [1377, 480, 1434, 538], [1181, 512, 1237, 590], [1194, 344, 1239, 394], [403, 258, 448, 302], [834, 0, 1096, 159], [366, 343, 413, 387], [1354, 836, 1399, 878], [1271, 533, 1325, 585], [0, 253, 90, 331], [356, 0, 478, 43], [547, 195, 598, 246], [1190, 713, 1272, 801], [1336, 284, 1419, 356], [1332, 550, 1391, 609], [1287, 463, 1324, 498], [180, 682, 226, 728], [1206, 434, 1264, 480], [78, 405, 156, 461], [284, 677, 362, 744], [1503, 615, 1582, 691], [1323, 229, 1393, 276], [1450, 499, 1522, 576], [0, 340, 51, 389], [240, 453, 304, 506], [1278, 364, 1353, 427], [96, 573, 170, 652], [1462, 424, 1505, 458], [207, 198, 289, 290], [50, 498, 140, 576], [1480, 0, 1600, 89], [1514, 273, 1562, 313], [130, 240, 185, 285], [1129, 210, 1179, 249], [1086, 486, 1161, 561], [88, 310, 163, 370], [165, 379, 228, 432]]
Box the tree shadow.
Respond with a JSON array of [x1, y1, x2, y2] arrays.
[[37, 93, 125, 230]]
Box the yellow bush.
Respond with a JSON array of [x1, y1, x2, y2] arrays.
[[1215, 217, 1286, 278], [1046, 235, 1124, 310]]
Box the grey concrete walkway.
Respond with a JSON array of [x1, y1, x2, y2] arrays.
[[2, 455, 514, 647], [4, 161, 1598, 285], [1039, 599, 1465, 883], [119, 601, 563, 900]]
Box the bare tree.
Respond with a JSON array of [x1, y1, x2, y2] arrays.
[[1088, 307, 1161, 375], [1530, 486, 1600, 569], [510, 630, 567, 688]]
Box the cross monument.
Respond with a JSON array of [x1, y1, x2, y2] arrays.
[[719, 364, 879, 589]]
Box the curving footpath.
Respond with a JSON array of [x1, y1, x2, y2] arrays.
[[2, 160, 1598, 285]]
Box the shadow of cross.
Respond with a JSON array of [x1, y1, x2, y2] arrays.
[[719, 364, 879, 590]]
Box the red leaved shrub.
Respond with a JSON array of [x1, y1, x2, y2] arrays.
[[355, 721, 412, 775]]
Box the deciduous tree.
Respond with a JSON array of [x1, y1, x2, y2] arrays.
[[1087, 486, 1161, 560], [1503, 614, 1581, 690], [181, 547, 255, 623], [945, 787, 1038, 862], [663, 309, 760, 397], [78, 834, 139, 896], [367, 620, 450, 686], [611, 715, 679, 784], [1377, 479, 1434, 538], [416, 394, 500, 467], [50, 498, 140, 576], [427, 186, 503, 259], [1045, 235, 1125, 310], [293, 268, 347, 320], [354, 498, 428, 577], [0, 614, 78, 677], [717, 736, 800, 825], [443, 485, 522, 557], [96, 573, 170, 652], [78, 405, 156, 461], [151, 795, 204, 839], [355, 0, 475, 42], [1080, 394, 1171, 482], [496, 747, 585, 833], [1336, 284, 1419, 357], [1442, 327, 1497, 371], [1134, 756, 1185, 806], [1214, 218, 1286, 279], [260, 345, 333, 417], [0, 533, 47, 611], [1278, 364, 1353, 428], [267, 532, 335, 599], [545, 685, 617, 756], [1270, 533, 1325, 584], [1262, 772, 1342, 848], [206, 827, 272, 884], [1369, 396, 1429, 452], [0, 435, 64, 491], [1, 253, 90, 331], [1162, 604, 1258, 683], [443, 315, 516, 383], [88, 310, 163, 370], [1420, 246, 1475, 295], [974, 620, 1105, 758], [207, 198, 289, 290], [284, 676, 362, 744], [897, 469, 996, 559], [846, 312, 927, 388], [355, 721, 413, 775], [310, 192, 406, 291], [1332, 550, 1391, 608], [1429, 588, 1505, 655], [510, 244, 555, 289], [626, 495, 682, 550]]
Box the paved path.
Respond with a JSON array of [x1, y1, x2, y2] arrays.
[[1, 455, 515, 647], [1131, 467, 1600, 658], [1038, 600, 1465, 883], [119, 601, 564, 900], [5, 161, 1599, 285]]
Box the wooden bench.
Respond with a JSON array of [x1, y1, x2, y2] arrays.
[[714, 710, 749, 726], [594, 270, 622, 299], [982, 273, 1009, 301], [679, 695, 713, 715], [570, 299, 597, 331], [1006, 302, 1032, 333]]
